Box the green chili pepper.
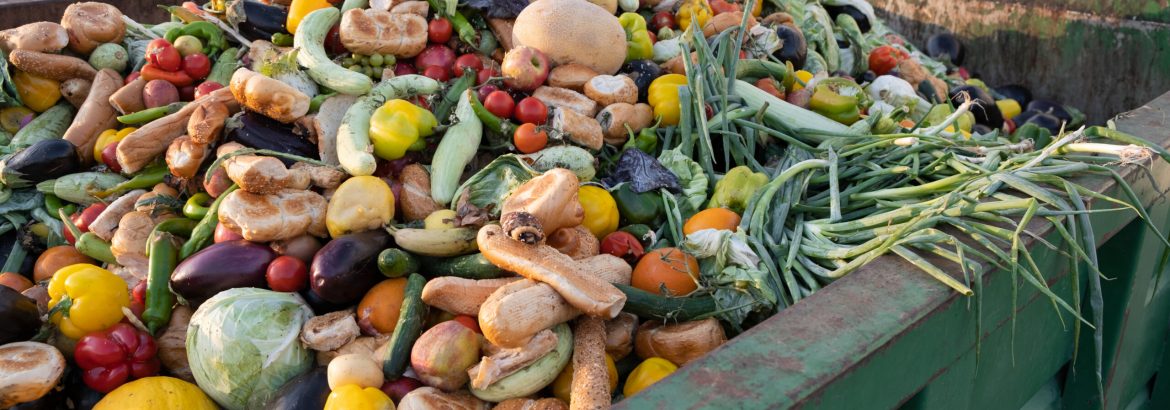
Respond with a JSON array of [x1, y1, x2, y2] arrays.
[[707, 166, 768, 214], [310, 92, 337, 113], [624, 120, 659, 154], [183, 193, 212, 220], [612, 184, 663, 225], [96, 164, 169, 197], [619, 13, 653, 62], [143, 232, 179, 334], [469, 91, 516, 136], [434, 72, 475, 122], [271, 32, 294, 47], [146, 217, 199, 252], [60, 208, 116, 264], [181, 184, 238, 259], [117, 102, 187, 125], [44, 194, 65, 220]]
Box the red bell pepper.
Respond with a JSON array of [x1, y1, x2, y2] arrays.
[[74, 323, 161, 393], [868, 45, 910, 76], [141, 64, 195, 87]]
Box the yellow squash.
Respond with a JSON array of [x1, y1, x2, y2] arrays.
[[94, 377, 218, 410], [326, 176, 396, 238]]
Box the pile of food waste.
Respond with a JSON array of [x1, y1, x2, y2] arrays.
[[0, 0, 1164, 408]]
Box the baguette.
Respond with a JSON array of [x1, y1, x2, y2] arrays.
[[570, 317, 610, 410], [62, 68, 121, 163], [88, 189, 146, 241], [186, 101, 229, 145], [421, 276, 521, 316], [501, 169, 584, 236], [467, 328, 559, 389], [552, 108, 604, 150], [547, 225, 599, 260], [532, 86, 598, 117], [108, 77, 146, 115], [229, 68, 310, 123], [117, 87, 237, 173], [165, 136, 209, 179], [8, 49, 97, 82], [339, 8, 428, 57]]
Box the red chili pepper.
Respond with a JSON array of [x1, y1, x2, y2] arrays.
[[600, 231, 646, 265], [74, 323, 161, 393], [708, 0, 740, 14], [141, 64, 195, 87]]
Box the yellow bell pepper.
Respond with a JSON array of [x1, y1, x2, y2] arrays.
[[326, 176, 396, 238], [287, 0, 333, 34], [47, 264, 130, 339], [94, 376, 218, 410], [623, 357, 678, 397], [996, 99, 1022, 121], [93, 127, 136, 162], [324, 385, 394, 410], [13, 70, 62, 113], [648, 74, 687, 127], [675, 0, 712, 31], [552, 354, 618, 403], [369, 99, 438, 161], [578, 185, 619, 240], [789, 70, 814, 92]]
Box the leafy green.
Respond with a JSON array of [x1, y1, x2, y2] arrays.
[[658, 148, 708, 212], [0, 49, 23, 108], [684, 230, 778, 329], [451, 155, 539, 217], [187, 288, 314, 410]]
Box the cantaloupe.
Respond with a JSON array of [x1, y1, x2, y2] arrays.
[[512, 0, 627, 75]]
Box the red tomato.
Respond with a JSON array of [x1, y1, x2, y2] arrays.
[[179, 85, 195, 101], [214, 223, 244, 243], [483, 90, 515, 119], [416, 45, 456, 71], [513, 123, 548, 154], [755, 78, 784, 99], [514, 97, 547, 125], [651, 11, 676, 31], [64, 203, 107, 244], [267, 255, 309, 292], [477, 84, 500, 102], [453, 315, 480, 333], [477, 66, 499, 85], [394, 62, 419, 76], [101, 142, 121, 173], [146, 38, 181, 72], [182, 53, 211, 80], [600, 231, 645, 264], [194, 81, 224, 99], [868, 45, 909, 76], [428, 18, 453, 44], [453, 54, 483, 77], [422, 66, 451, 82]]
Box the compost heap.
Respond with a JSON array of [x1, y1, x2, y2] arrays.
[[0, 0, 1163, 408]]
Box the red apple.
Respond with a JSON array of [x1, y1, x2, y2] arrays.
[[501, 46, 550, 91], [214, 223, 244, 243], [101, 142, 121, 173]]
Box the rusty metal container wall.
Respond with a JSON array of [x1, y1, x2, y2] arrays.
[[870, 0, 1170, 124]]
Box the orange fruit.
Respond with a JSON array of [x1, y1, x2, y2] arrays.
[[0, 272, 33, 292], [357, 278, 409, 335], [631, 247, 700, 296], [34, 246, 94, 282], [682, 208, 741, 235]]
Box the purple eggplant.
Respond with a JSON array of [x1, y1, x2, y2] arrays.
[[171, 240, 277, 306], [310, 230, 389, 305]]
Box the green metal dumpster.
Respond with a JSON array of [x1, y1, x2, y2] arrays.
[[617, 3, 1170, 406]]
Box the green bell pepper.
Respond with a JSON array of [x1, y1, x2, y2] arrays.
[[613, 184, 663, 225], [707, 166, 767, 214], [809, 78, 866, 125], [619, 13, 653, 62], [164, 21, 227, 56]]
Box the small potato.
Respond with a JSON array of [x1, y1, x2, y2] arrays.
[[327, 353, 385, 389], [142, 80, 179, 109]]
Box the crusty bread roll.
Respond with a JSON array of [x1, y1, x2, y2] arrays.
[[229, 68, 310, 124], [339, 8, 428, 57]]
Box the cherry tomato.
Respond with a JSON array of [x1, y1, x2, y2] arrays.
[[868, 45, 909, 76], [483, 90, 515, 119], [194, 81, 224, 99], [453, 315, 480, 333], [600, 231, 645, 264], [182, 53, 211, 80], [101, 141, 121, 173], [477, 84, 500, 102], [514, 97, 547, 125], [513, 123, 548, 154], [477, 66, 499, 85], [267, 255, 309, 292], [428, 18, 453, 44], [64, 203, 107, 244], [214, 223, 244, 243], [131, 280, 147, 305], [652, 11, 676, 31], [453, 54, 483, 77], [423, 65, 451, 82], [145, 38, 181, 72]]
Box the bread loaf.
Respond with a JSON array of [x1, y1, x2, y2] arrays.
[[339, 9, 428, 57], [229, 68, 310, 124]]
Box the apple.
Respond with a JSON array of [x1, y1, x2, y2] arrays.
[[501, 46, 550, 91], [101, 142, 121, 173]]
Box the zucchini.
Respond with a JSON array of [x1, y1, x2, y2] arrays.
[[616, 283, 717, 322], [430, 89, 482, 205], [469, 323, 572, 402], [734, 59, 788, 82], [382, 273, 428, 379], [336, 75, 440, 176], [207, 47, 240, 86], [9, 103, 75, 149], [377, 248, 419, 278], [294, 7, 372, 95], [416, 253, 508, 280]]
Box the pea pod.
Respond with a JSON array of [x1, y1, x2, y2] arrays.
[[95, 163, 169, 198]]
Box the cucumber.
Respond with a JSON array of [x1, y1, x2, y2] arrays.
[[377, 248, 419, 278], [616, 283, 717, 322], [416, 253, 508, 280], [383, 273, 428, 379], [336, 75, 441, 176], [294, 7, 372, 95], [469, 323, 572, 401], [430, 90, 482, 205]]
